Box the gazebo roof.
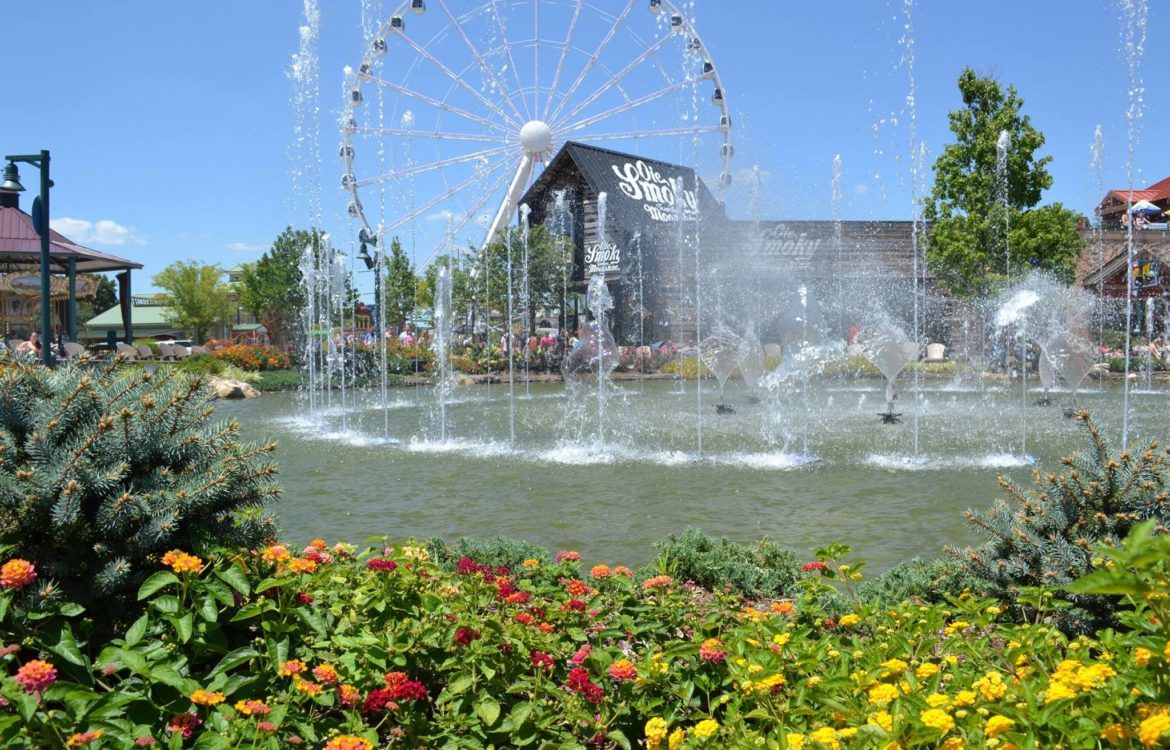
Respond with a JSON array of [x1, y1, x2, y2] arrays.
[[0, 206, 143, 273]]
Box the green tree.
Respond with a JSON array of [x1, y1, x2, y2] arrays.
[[238, 227, 313, 346], [78, 274, 118, 323], [479, 225, 572, 334], [384, 237, 416, 333], [152, 261, 232, 344], [925, 68, 1083, 296]]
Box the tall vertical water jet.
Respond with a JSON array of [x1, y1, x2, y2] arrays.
[[902, 0, 926, 457], [831, 154, 844, 339], [586, 274, 617, 448], [1089, 125, 1106, 350], [520, 204, 532, 398], [996, 130, 1012, 277], [504, 215, 516, 448], [1120, 0, 1148, 450], [995, 287, 1040, 460], [434, 264, 453, 442]]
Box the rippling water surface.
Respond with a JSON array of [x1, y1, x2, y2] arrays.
[[221, 378, 1167, 571]]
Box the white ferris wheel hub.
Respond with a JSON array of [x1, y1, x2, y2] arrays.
[[519, 120, 553, 155]]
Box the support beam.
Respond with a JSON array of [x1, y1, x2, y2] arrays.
[[66, 258, 77, 342], [482, 155, 534, 251]]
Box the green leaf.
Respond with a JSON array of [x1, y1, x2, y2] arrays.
[[608, 729, 631, 750], [45, 620, 87, 667], [209, 647, 259, 678], [124, 614, 149, 647], [170, 612, 194, 643], [215, 565, 251, 596], [147, 664, 188, 691], [254, 577, 283, 594], [446, 674, 472, 695], [475, 696, 501, 727], [294, 608, 327, 637], [57, 602, 85, 617], [138, 571, 180, 600], [199, 595, 219, 623], [152, 595, 180, 614], [192, 733, 230, 750], [507, 701, 533, 728]]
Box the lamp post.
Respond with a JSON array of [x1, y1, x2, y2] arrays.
[[3, 150, 54, 367]]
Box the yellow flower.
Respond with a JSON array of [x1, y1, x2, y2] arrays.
[[295, 679, 323, 696], [161, 550, 203, 575], [806, 675, 822, 687], [773, 632, 792, 647], [668, 729, 686, 749], [953, 690, 976, 707], [809, 727, 839, 750], [985, 715, 1015, 737], [288, 557, 317, 574], [645, 717, 668, 750], [926, 693, 951, 708], [868, 683, 900, 706], [693, 719, 719, 740], [881, 658, 908, 676], [986, 605, 1002, 617], [522, 558, 539, 568], [1135, 648, 1153, 667], [1164, 640, 1170, 662], [1100, 723, 1130, 742], [838, 613, 861, 627], [868, 711, 893, 731], [920, 708, 955, 733], [973, 671, 1007, 701], [940, 739, 964, 750], [786, 733, 805, 750], [1044, 682, 1077, 704], [944, 620, 970, 636], [916, 662, 939, 679], [1139, 710, 1170, 747], [189, 689, 225, 706]]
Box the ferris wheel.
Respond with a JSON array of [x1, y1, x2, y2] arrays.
[[340, 0, 733, 262]]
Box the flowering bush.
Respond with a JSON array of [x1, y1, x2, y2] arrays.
[[2, 525, 1169, 748], [212, 344, 293, 372]]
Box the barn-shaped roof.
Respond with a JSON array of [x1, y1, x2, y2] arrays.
[[520, 141, 725, 228]]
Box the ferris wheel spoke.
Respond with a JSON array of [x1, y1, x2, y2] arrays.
[[351, 127, 508, 143], [355, 146, 511, 188], [548, 0, 637, 124], [394, 31, 522, 130], [422, 168, 512, 265], [572, 124, 724, 142], [382, 157, 512, 233], [551, 33, 674, 131], [542, 0, 584, 119], [483, 155, 534, 249], [489, 0, 532, 121], [436, 0, 528, 125], [562, 79, 691, 134], [369, 76, 510, 134]]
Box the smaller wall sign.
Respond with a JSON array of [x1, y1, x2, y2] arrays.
[[585, 240, 621, 275]]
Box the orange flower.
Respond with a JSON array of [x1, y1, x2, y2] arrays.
[[295, 680, 323, 696], [278, 659, 307, 678], [161, 550, 203, 575], [609, 658, 638, 681], [642, 575, 674, 591], [309, 539, 327, 549], [15, 659, 56, 693], [262, 545, 292, 563], [338, 684, 360, 706], [0, 559, 37, 590], [613, 565, 634, 578], [590, 564, 612, 579], [565, 579, 592, 598], [289, 557, 318, 574], [770, 601, 796, 615], [66, 730, 104, 746], [323, 737, 373, 750], [313, 663, 339, 685], [189, 689, 225, 706], [234, 699, 271, 716]]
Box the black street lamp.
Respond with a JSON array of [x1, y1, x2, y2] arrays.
[[3, 150, 54, 367]]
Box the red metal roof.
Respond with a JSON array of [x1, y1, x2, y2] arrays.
[[0, 206, 142, 272]]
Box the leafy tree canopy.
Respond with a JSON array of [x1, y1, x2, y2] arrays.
[[925, 68, 1083, 296], [238, 227, 315, 345], [152, 261, 232, 344]]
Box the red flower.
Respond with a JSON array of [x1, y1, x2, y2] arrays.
[[454, 627, 480, 647], [362, 688, 399, 714], [133, 737, 155, 747], [0, 559, 37, 590], [555, 550, 581, 563], [167, 712, 202, 739], [608, 659, 637, 681], [296, 592, 315, 605], [564, 579, 592, 598], [515, 612, 535, 626], [531, 651, 555, 670], [366, 558, 398, 572], [699, 638, 727, 664], [383, 672, 428, 701], [801, 561, 829, 573], [571, 644, 592, 665], [562, 598, 587, 612], [257, 721, 277, 732], [565, 667, 604, 704]]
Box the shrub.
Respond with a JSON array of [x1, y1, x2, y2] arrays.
[[255, 369, 305, 391], [951, 411, 1170, 632], [174, 353, 227, 376], [213, 345, 292, 372], [426, 535, 549, 571], [451, 354, 485, 374], [646, 528, 801, 598], [0, 356, 280, 621], [858, 557, 990, 605]]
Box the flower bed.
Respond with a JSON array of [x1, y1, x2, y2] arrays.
[[2, 528, 1169, 749], [212, 344, 293, 372]]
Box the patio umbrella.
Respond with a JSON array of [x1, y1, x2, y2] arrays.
[[1129, 199, 1162, 214]]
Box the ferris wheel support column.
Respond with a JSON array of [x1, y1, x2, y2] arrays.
[[483, 154, 534, 250]]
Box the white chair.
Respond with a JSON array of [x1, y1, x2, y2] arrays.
[[763, 343, 782, 359], [924, 343, 947, 362], [63, 342, 87, 359], [158, 342, 175, 361], [136, 344, 154, 360], [115, 343, 138, 361]]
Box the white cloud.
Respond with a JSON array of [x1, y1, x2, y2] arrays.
[[426, 210, 455, 223], [225, 241, 267, 253], [50, 217, 145, 246]]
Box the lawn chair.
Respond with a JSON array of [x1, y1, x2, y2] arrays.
[[63, 342, 88, 359], [115, 343, 138, 361], [7, 339, 22, 351], [136, 344, 154, 361], [158, 342, 175, 361], [190, 345, 209, 356], [173, 345, 191, 360]]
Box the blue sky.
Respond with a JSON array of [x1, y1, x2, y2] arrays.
[[4, 1, 1166, 294]]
